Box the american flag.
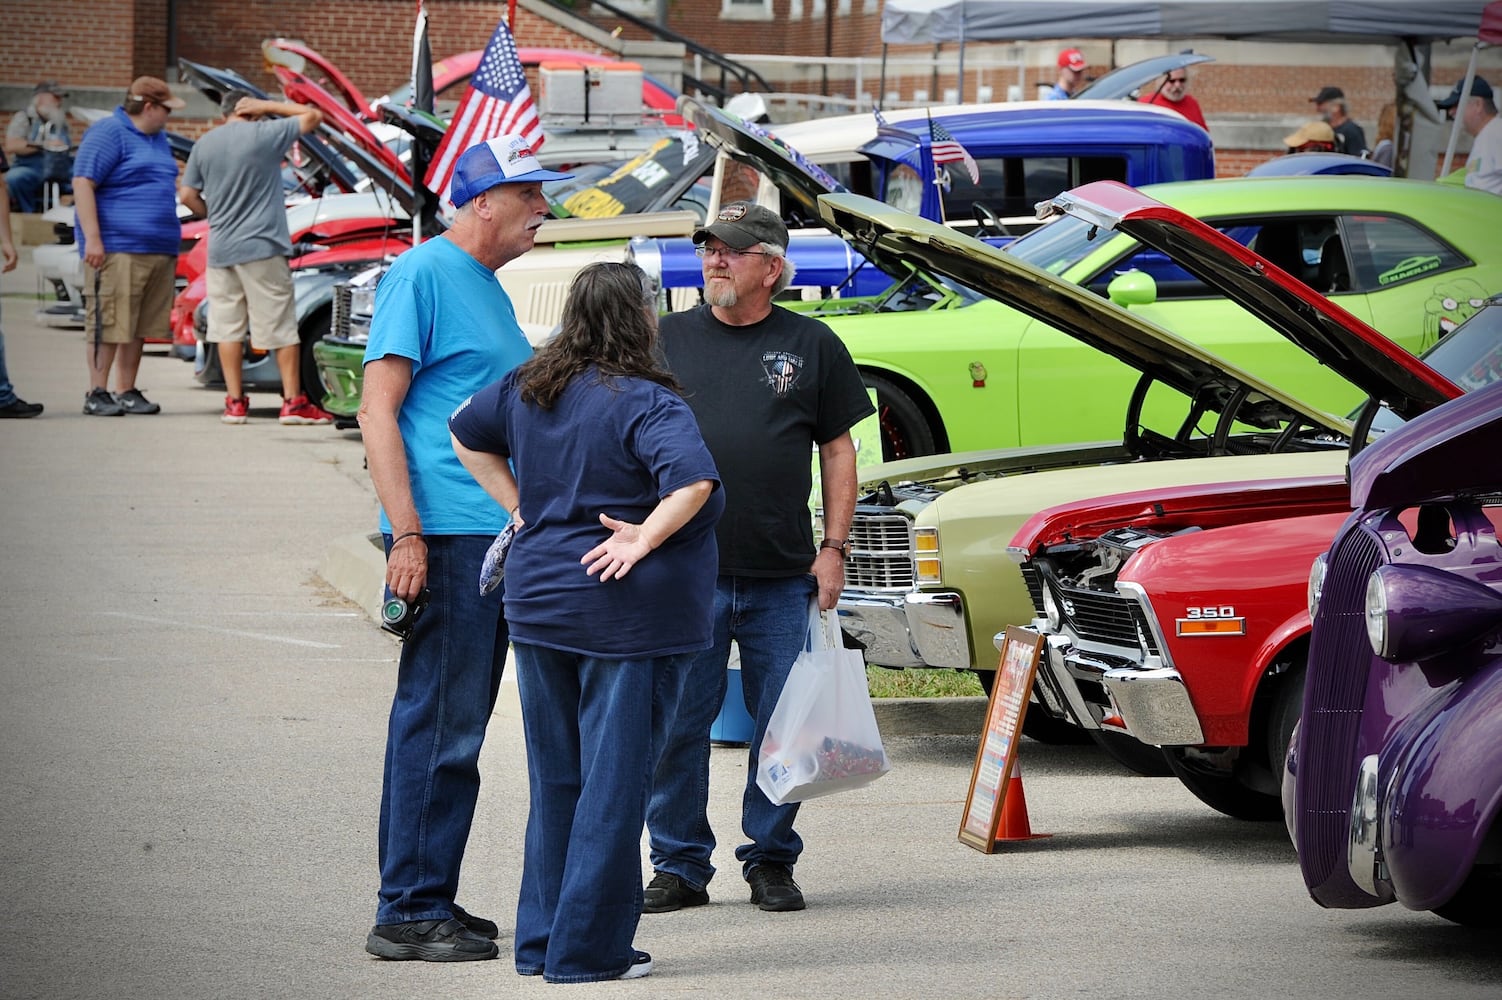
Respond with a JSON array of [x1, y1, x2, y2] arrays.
[[424, 17, 544, 203], [929, 118, 979, 185]]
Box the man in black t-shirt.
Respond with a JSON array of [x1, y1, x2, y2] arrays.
[[645, 202, 874, 915], [1311, 86, 1368, 157]]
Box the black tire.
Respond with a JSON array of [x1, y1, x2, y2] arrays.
[[300, 309, 331, 405], [863, 373, 936, 462], [1433, 863, 1502, 928], [1163, 747, 1284, 820], [1090, 729, 1175, 776]]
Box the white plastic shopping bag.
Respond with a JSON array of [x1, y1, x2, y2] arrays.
[[755, 602, 891, 804]]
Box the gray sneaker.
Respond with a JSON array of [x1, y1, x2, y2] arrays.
[[83, 387, 124, 417], [115, 388, 161, 414]]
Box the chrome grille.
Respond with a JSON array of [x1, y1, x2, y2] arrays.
[[332, 284, 352, 340], [845, 512, 914, 592], [1019, 564, 1045, 615], [1296, 520, 1382, 894], [1059, 586, 1155, 651]]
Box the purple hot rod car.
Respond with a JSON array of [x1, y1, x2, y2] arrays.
[[1285, 376, 1502, 927]]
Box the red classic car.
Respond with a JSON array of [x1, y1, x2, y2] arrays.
[[1010, 280, 1501, 818]]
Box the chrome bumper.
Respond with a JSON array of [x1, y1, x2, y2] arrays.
[[1029, 627, 1204, 745], [836, 590, 972, 670], [836, 594, 926, 669]]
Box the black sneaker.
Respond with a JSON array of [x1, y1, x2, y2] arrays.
[[643, 871, 709, 913], [450, 902, 499, 939], [115, 388, 161, 414], [617, 950, 653, 980], [747, 864, 805, 912], [364, 917, 499, 961], [0, 398, 43, 418], [83, 387, 124, 417]]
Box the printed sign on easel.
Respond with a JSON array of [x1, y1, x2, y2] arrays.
[[958, 626, 1049, 853]]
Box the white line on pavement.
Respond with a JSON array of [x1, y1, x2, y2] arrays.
[[98, 612, 343, 649]]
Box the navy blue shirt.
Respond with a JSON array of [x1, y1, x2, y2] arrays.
[[450, 367, 723, 659]]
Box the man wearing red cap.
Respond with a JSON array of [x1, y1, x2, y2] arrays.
[[71, 76, 185, 417], [1045, 48, 1088, 100]]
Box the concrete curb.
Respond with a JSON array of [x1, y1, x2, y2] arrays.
[[316, 532, 986, 736]]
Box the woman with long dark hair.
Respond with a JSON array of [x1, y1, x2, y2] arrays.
[[449, 261, 722, 983]]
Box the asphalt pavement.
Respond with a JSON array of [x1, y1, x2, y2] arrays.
[[2, 251, 1499, 1000]]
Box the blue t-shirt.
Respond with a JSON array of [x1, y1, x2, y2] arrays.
[[72, 107, 181, 257], [365, 236, 532, 534], [449, 367, 724, 659]]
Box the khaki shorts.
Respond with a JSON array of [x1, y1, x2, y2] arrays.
[[83, 253, 176, 345], [205, 256, 298, 350]]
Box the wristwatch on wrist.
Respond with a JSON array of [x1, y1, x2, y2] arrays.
[[819, 537, 850, 559]]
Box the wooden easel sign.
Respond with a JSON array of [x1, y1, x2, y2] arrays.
[[958, 626, 1047, 853]]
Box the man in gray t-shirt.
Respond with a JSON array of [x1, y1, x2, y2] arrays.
[[180, 90, 331, 426]]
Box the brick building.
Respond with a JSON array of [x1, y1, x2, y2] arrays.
[[2, 0, 1498, 177]]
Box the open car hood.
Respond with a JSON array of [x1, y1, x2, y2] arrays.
[[1043, 181, 1461, 422], [177, 59, 361, 195], [276, 67, 411, 183], [1075, 52, 1214, 102], [1349, 378, 1502, 510], [262, 37, 371, 119], [677, 95, 845, 226], [816, 191, 1352, 436]]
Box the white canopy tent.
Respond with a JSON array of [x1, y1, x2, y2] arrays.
[[881, 1, 1493, 46]]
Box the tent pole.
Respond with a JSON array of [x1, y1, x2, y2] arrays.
[[879, 43, 888, 107]]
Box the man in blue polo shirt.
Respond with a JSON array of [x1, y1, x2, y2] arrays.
[[71, 76, 183, 416]]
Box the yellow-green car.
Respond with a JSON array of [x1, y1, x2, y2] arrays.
[[823, 185, 1475, 694]]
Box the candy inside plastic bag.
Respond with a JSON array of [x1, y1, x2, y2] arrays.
[[478, 522, 516, 595]]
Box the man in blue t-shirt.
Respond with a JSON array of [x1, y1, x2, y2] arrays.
[[359, 134, 571, 964], [71, 76, 184, 417]]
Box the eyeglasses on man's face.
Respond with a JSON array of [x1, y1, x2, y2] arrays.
[[1166, 76, 1188, 86], [695, 244, 769, 261]]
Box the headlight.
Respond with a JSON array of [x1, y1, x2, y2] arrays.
[[349, 283, 377, 320], [1307, 552, 1328, 619], [1364, 571, 1388, 658], [914, 526, 941, 584], [1041, 585, 1062, 630]]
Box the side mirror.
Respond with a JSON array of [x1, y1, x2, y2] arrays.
[[1107, 269, 1157, 307]]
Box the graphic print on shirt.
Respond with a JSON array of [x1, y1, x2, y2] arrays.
[[761, 350, 805, 396]]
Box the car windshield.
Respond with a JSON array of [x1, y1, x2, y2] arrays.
[[1003, 214, 1115, 275], [1366, 302, 1502, 434]]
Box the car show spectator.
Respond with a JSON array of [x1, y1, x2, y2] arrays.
[[72, 76, 184, 417], [4, 82, 73, 214], [357, 134, 570, 963], [1283, 120, 1337, 153], [179, 89, 331, 425], [643, 202, 875, 915], [1310, 85, 1368, 156], [1045, 48, 1088, 99], [449, 261, 722, 983], [1438, 76, 1502, 197], [1369, 103, 1396, 168], [0, 174, 43, 419], [1138, 67, 1207, 129]]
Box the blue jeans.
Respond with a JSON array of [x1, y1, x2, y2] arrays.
[[511, 642, 679, 982], [648, 574, 818, 888], [0, 331, 15, 407], [5, 159, 44, 213], [376, 533, 508, 925]]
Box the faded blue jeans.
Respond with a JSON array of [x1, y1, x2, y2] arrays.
[[647, 574, 818, 889], [511, 642, 682, 982], [375, 533, 507, 926], [0, 331, 16, 407]]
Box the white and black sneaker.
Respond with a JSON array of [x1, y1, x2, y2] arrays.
[[115, 388, 161, 414], [617, 950, 653, 980]]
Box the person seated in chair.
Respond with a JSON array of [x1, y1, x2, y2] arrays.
[[5, 82, 73, 213]]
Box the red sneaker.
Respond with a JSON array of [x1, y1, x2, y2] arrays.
[[222, 395, 249, 424], [279, 393, 334, 426]]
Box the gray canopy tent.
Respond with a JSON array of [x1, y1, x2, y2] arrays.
[[878, 0, 1495, 176]]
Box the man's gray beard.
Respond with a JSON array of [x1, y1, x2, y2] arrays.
[[705, 282, 738, 308]]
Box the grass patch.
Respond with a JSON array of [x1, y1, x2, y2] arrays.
[[867, 665, 985, 699]]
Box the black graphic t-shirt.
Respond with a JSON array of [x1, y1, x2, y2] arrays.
[[660, 303, 874, 576]]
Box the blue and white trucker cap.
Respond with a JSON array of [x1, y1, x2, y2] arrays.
[[450, 134, 573, 207]]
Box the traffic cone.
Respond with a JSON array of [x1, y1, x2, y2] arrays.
[[995, 760, 1051, 843]]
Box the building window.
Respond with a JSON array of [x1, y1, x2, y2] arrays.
[[722, 0, 775, 21], [608, 0, 657, 13]]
